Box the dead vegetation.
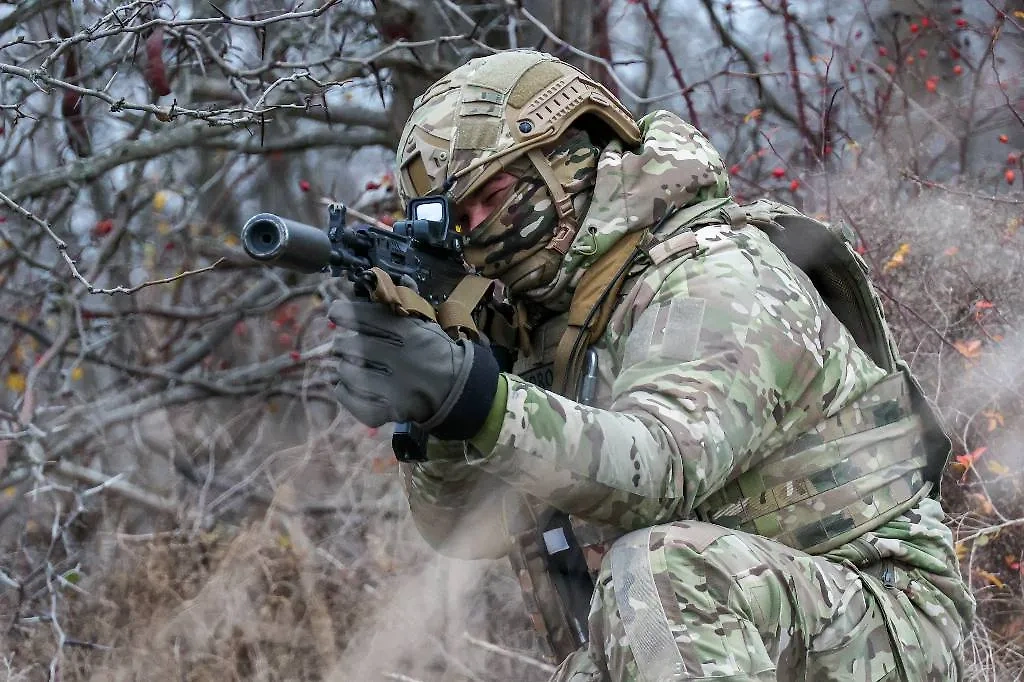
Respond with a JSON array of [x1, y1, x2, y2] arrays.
[[2, 1, 1024, 680]]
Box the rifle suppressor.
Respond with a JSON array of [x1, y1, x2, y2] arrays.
[[241, 213, 334, 274]]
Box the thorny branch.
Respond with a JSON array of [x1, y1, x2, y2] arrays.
[[635, 0, 700, 128], [0, 1, 1022, 679]]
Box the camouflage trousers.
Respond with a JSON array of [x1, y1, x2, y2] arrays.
[[550, 521, 963, 681]]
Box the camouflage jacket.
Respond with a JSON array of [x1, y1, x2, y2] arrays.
[[400, 111, 974, 628]]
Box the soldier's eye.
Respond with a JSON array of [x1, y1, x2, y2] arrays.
[[483, 184, 511, 206]]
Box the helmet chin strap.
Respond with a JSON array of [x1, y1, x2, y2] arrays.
[[527, 147, 578, 255]]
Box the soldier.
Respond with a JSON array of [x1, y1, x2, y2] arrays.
[[328, 50, 974, 680]]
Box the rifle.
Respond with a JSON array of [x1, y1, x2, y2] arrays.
[[240, 197, 469, 461]]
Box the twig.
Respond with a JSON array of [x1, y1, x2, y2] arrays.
[[38, 1, 346, 73], [778, 0, 813, 156], [635, 0, 700, 127], [51, 461, 182, 518], [463, 632, 556, 674], [492, 3, 704, 106], [5, 120, 233, 201], [91, 258, 226, 296], [696, 0, 803, 131], [901, 171, 1024, 206], [959, 518, 1024, 544], [873, 284, 961, 355], [0, 189, 226, 297]]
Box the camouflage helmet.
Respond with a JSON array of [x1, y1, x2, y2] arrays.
[[396, 50, 641, 255]]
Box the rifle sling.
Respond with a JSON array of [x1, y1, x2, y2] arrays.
[[366, 266, 438, 322], [436, 274, 494, 342], [368, 266, 500, 344]]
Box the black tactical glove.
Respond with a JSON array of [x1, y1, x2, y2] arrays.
[[328, 298, 500, 440]]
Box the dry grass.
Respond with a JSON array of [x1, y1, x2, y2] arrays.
[[1, 429, 551, 682], [4, 166, 1024, 682]]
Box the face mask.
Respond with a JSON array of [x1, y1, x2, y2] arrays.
[[463, 129, 600, 294]]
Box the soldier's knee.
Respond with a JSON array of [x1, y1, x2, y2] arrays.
[[657, 519, 735, 554], [597, 524, 778, 680]]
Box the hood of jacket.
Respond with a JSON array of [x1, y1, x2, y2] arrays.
[[547, 110, 731, 296]]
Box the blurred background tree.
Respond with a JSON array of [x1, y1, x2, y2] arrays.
[[1, 1, 1022, 679]]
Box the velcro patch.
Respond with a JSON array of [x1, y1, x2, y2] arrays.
[[623, 298, 706, 369], [453, 118, 501, 150]]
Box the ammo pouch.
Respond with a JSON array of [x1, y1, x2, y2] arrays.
[[507, 508, 595, 663]]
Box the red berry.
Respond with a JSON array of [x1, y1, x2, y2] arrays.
[[289, 350, 301, 361], [299, 179, 311, 192], [955, 18, 967, 28], [763, 52, 772, 63], [918, 48, 929, 57], [877, 46, 888, 57], [91, 218, 114, 237], [772, 167, 786, 179], [921, 17, 930, 27], [886, 63, 897, 74], [952, 64, 963, 75], [949, 46, 961, 60], [910, 23, 920, 33], [1006, 169, 1016, 185], [849, 64, 858, 73], [729, 164, 741, 176], [906, 56, 915, 65], [999, 134, 1009, 144], [925, 77, 938, 93], [789, 179, 800, 192]]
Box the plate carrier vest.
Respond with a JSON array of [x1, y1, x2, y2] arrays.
[[504, 197, 952, 662]]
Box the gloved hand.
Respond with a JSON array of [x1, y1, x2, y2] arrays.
[[328, 297, 500, 440]]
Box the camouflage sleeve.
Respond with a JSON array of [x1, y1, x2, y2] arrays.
[[400, 440, 526, 559], [464, 225, 886, 531]]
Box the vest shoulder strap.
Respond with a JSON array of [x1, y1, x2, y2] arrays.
[[552, 229, 648, 395], [551, 199, 734, 396]]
